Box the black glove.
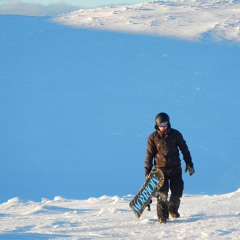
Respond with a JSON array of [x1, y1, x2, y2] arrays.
[[185, 163, 195, 176], [145, 167, 151, 179]]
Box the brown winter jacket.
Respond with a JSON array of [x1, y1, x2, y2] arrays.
[[145, 128, 192, 173]]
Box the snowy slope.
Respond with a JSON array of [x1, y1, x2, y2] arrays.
[[0, 190, 239, 239], [1, 7, 240, 203], [54, 0, 240, 41], [0, 0, 240, 237]]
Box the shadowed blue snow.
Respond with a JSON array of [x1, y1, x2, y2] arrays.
[[0, 15, 239, 202]]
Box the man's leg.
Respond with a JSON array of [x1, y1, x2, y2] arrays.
[[156, 174, 169, 223], [169, 171, 184, 219]]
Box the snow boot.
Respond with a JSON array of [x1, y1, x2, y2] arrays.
[[168, 195, 180, 219], [157, 201, 169, 224]]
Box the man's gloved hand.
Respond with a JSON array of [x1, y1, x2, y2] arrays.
[[185, 163, 195, 176], [145, 167, 151, 179]]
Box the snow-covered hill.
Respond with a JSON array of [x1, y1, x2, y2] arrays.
[[0, 190, 239, 239], [0, 0, 240, 237], [54, 0, 240, 41]]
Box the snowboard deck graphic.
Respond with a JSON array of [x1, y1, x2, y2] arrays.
[[129, 168, 164, 218]]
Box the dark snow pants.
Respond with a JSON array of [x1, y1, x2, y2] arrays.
[[156, 168, 184, 201]]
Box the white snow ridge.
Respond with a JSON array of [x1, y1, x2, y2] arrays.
[[54, 0, 240, 42], [0, 191, 240, 239]]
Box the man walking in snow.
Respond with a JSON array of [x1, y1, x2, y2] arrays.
[[144, 112, 195, 223]]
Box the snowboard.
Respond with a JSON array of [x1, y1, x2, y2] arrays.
[[129, 168, 164, 218]]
